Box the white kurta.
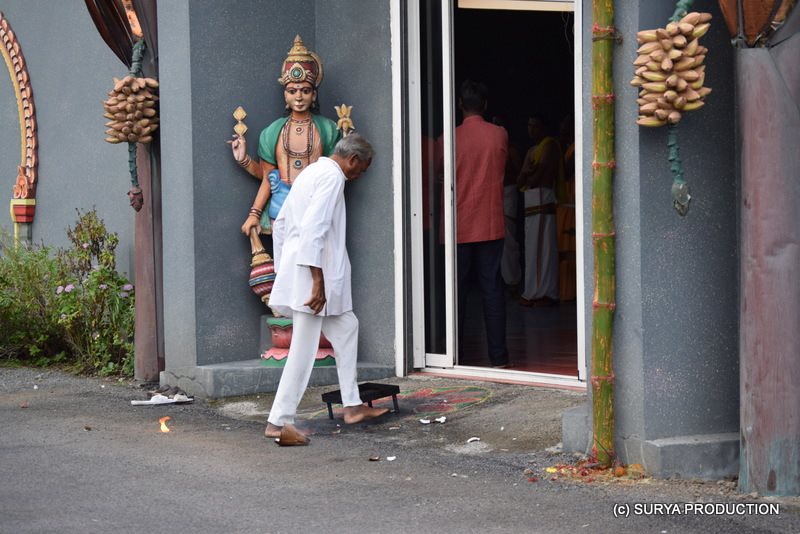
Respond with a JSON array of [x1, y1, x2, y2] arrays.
[[269, 157, 352, 317]]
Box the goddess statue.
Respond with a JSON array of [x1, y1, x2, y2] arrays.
[[230, 35, 346, 235]]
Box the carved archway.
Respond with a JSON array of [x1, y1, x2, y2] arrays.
[[1, 11, 38, 241]]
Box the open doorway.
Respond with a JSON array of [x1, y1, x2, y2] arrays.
[[454, 6, 577, 375], [407, 0, 582, 384]]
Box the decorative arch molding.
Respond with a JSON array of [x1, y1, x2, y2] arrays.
[[1, 11, 38, 237]]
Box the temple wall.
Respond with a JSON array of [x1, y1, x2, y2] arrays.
[[163, 0, 317, 369], [0, 1, 134, 276], [315, 1, 395, 365], [565, 0, 740, 478], [159, 0, 396, 390]]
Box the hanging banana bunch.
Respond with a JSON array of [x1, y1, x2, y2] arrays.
[[630, 12, 713, 127], [103, 75, 159, 144]]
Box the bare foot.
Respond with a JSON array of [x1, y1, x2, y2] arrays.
[[343, 404, 390, 424], [264, 423, 283, 438]]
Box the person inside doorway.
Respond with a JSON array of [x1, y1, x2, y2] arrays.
[[492, 114, 523, 293], [517, 116, 563, 307], [445, 80, 510, 368]]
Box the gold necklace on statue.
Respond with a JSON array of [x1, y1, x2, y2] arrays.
[[282, 117, 314, 183]]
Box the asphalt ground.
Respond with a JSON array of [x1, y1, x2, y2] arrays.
[[2, 367, 799, 534]]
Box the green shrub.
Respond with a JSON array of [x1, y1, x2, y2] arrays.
[[0, 209, 135, 376], [0, 234, 67, 365]]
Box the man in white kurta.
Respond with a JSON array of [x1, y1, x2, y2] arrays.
[[265, 134, 388, 445]]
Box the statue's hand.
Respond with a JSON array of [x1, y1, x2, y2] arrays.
[[227, 134, 248, 163], [241, 214, 261, 236]]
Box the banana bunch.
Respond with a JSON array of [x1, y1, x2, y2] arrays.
[[630, 12, 713, 127], [103, 75, 159, 144]]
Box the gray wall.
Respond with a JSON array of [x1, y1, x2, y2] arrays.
[[0, 1, 134, 276], [577, 0, 739, 462], [316, 1, 395, 364], [160, 0, 395, 369]]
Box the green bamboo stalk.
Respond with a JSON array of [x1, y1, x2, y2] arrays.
[[591, 0, 617, 467]]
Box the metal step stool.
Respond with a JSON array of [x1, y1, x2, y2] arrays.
[[321, 382, 400, 419]]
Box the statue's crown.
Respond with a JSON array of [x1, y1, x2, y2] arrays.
[[279, 35, 324, 88]]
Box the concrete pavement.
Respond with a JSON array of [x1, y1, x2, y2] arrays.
[[1, 367, 798, 533]]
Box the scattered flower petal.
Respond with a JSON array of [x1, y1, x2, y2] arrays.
[[387, 456, 396, 461], [434, 416, 446, 423], [419, 418, 431, 424], [467, 437, 480, 443], [56, 286, 64, 294], [64, 284, 75, 293]]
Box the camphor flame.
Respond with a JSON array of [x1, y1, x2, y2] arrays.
[[159, 416, 171, 433]]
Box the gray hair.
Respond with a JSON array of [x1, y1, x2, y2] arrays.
[[333, 133, 374, 161]]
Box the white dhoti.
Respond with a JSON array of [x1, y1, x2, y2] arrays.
[[501, 184, 522, 286], [521, 187, 559, 301], [267, 310, 362, 426]]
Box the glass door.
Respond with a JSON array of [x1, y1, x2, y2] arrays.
[[408, 0, 456, 368]]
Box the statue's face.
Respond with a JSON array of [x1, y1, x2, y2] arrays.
[[284, 82, 316, 114]]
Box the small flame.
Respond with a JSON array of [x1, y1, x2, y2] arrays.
[[159, 416, 171, 433]]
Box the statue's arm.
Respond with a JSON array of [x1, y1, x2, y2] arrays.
[[242, 154, 275, 181], [229, 133, 276, 181], [240, 161, 276, 236]]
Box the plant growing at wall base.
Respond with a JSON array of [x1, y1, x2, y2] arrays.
[[0, 210, 135, 376], [0, 233, 67, 364], [54, 209, 135, 376]]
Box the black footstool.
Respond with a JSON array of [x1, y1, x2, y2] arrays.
[[321, 382, 400, 419]]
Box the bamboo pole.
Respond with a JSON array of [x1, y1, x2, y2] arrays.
[[590, 0, 617, 467]]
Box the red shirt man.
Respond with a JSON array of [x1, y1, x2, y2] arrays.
[[454, 115, 508, 243], [439, 79, 510, 368]]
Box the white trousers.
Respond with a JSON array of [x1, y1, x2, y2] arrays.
[[267, 310, 362, 426], [522, 188, 559, 301]]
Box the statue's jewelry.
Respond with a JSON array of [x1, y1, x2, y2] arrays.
[[282, 117, 315, 182]]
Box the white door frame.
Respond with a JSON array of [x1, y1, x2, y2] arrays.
[[398, 0, 586, 387]]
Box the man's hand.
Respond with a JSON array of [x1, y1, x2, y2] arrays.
[[304, 266, 326, 314]]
